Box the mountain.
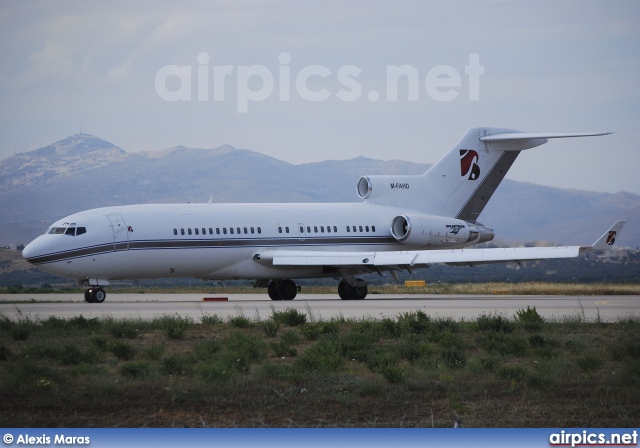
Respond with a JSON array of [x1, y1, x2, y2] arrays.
[[0, 134, 638, 248]]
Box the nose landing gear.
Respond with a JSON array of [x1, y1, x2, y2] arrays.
[[84, 287, 106, 304]]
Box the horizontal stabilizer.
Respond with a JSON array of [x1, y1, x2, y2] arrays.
[[479, 131, 612, 152], [480, 132, 613, 142]]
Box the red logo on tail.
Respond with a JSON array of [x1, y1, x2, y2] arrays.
[[460, 149, 480, 180], [606, 231, 616, 245]]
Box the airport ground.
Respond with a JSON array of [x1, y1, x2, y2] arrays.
[[1, 291, 639, 428]]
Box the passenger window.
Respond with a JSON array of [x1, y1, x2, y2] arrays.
[[365, 226, 369, 232], [352, 226, 356, 232], [230, 228, 234, 234], [223, 228, 227, 234], [181, 229, 185, 235], [333, 226, 337, 233], [188, 228, 192, 235], [65, 227, 75, 236], [346, 226, 350, 233], [244, 227, 248, 234], [195, 228, 199, 235], [314, 226, 318, 233], [359, 226, 363, 232], [173, 229, 177, 236], [285, 227, 289, 233], [327, 226, 331, 233], [307, 226, 311, 233], [300, 226, 304, 233], [258, 227, 262, 234], [216, 228, 220, 235], [76, 227, 86, 236], [278, 226, 282, 234], [372, 225, 376, 232], [251, 227, 255, 234], [321, 226, 324, 233]]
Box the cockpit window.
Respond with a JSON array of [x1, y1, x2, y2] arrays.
[[48, 226, 86, 236]]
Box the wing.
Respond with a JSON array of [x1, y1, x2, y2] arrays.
[[253, 221, 624, 275]]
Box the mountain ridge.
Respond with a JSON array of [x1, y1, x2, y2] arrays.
[[0, 134, 637, 248]]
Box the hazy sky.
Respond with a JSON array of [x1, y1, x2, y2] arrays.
[[1, 0, 639, 194]]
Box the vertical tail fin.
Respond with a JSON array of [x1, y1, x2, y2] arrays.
[[359, 128, 611, 221]]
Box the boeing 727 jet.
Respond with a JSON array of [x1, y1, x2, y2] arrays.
[[22, 127, 623, 303]]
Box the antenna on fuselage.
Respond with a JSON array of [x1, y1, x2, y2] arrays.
[[207, 195, 214, 204]]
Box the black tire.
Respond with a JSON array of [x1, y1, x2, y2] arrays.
[[267, 281, 282, 300], [338, 279, 350, 300], [91, 288, 106, 304], [84, 289, 95, 303], [279, 280, 297, 301], [338, 278, 368, 300]]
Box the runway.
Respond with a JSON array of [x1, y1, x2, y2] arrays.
[[1, 292, 638, 322]]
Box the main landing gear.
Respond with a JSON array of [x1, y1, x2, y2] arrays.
[[265, 278, 369, 300], [338, 278, 368, 300], [267, 279, 298, 301], [84, 287, 106, 304]]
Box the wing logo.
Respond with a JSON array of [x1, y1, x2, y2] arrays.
[[460, 149, 480, 180], [606, 231, 617, 245]]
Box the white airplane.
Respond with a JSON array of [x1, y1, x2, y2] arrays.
[[22, 127, 624, 303]]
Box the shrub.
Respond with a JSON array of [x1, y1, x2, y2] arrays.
[[476, 313, 515, 333], [58, 344, 98, 365], [224, 332, 267, 364], [119, 361, 153, 379], [262, 320, 280, 337], [0, 345, 11, 361], [480, 333, 528, 357], [379, 365, 406, 383], [110, 341, 137, 360], [577, 355, 604, 372], [105, 319, 139, 339], [272, 308, 307, 327], [160, 315, 192, 339], [145, 345, 165, 360], [201, 314, 223, 325], [296, 337, 342, 373], [515, 306, 544, 331], [299, 322, 340, 341], [162, 355, 189, 375], [397, 310, 431, 335], [229, 315, 252, 328], [441, 348, 466, 369]]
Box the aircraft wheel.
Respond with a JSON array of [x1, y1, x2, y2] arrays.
[[350, 280, 368, 300], [338, 278, 368, 300], [279, 280, 297, 301], [338, 279, 350, 300], [90, 287, 107, 304], [84, 289, 95, 303], [267, 281, 282, 300]]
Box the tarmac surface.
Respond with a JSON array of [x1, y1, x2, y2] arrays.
[[1, 292, 638, 322]]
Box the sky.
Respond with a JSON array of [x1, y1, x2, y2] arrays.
[[1, 0, 639, 195]]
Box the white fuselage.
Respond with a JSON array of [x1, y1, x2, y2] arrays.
[[22, 202, 483, 282]]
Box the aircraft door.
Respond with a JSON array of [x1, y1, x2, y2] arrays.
[[107, 214, 129, 250]]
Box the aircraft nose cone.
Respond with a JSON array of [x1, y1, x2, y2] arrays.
[[22, 236, 51, 264]]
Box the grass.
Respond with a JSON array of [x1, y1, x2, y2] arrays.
[[0, 311, 639, 427]]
